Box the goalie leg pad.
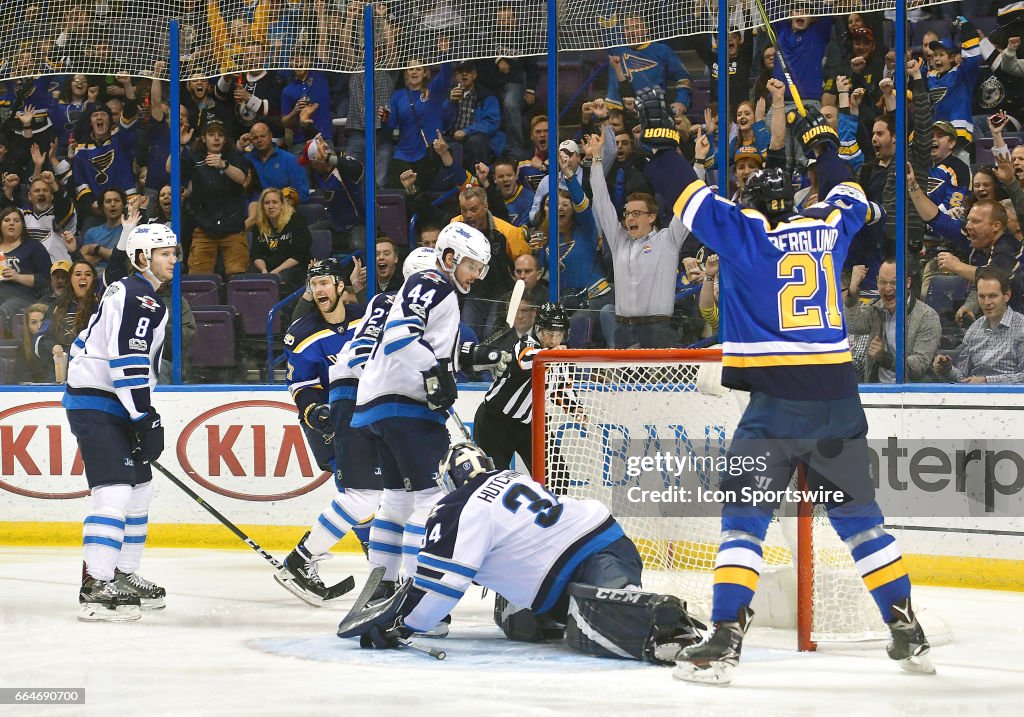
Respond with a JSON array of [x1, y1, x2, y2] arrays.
[[564, 583, 704, 664], [494, 593, 565, 642]]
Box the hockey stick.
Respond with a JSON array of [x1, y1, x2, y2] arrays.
[[398, 638, 446, 660], [151, 460, 355, 601], [752, 0, 807, 116], [481, 278, 526, 347], [447, 407, 473, 442]]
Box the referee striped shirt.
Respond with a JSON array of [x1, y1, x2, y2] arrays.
[[484, 335, 542, 423]]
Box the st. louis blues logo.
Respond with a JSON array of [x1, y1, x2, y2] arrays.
[[89, 149, 115, 184]]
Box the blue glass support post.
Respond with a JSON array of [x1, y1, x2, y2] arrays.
[[716, 0, 729, 198], [547, 0, 558, 304], [364, 4, 377, 296], [895, 4, 907, 383], [170, 20, 183, 384]]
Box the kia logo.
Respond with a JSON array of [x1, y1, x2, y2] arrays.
[[176, 400, 331, 501], [0, 401, 89, 500]]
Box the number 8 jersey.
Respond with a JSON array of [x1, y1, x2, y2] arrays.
[[63, 274, 167, 420], [672, 179, 881, 400], [403, 469, 624, 632]]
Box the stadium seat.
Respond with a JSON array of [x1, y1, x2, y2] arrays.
[[187, 306, 237, 368], [181, 277, 221, 307], [0, 338, 20, 363], [311, 229, 332, 260], [924, 274, 971, 326], [297, 203, 328, 227], [376, 191, 407, 245], [10, 313, 24, 343], [227, 275, 282, 335]]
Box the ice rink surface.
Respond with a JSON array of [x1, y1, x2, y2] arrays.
[[1, 547, 1020, 717]]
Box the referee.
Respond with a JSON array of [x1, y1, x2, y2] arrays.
[[473, 302, 569, 472]]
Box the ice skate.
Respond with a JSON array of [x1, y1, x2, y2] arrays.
[[673, 606, 753, 686], [887, 598, 935, 675], [275, 532, 329, 607], [79, 575, 142, 622], [113, 569, 166, 610]]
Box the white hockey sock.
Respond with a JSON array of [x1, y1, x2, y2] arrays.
[[305, 489, 381, 556], [402, 488, 443, 580], [83, 484, 132, 582], [117, 480, 155, 574], [369, 489, 415, 580]]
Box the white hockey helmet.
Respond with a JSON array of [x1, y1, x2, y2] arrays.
[[435, 222, 491, 293], [125, 223, 178, 272], [403, 246, 439, 279], [437, 442, 495, 494]]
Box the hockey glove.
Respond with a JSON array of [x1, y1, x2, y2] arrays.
[[422, 360, 457, 411], [636, 86, 680, 155], [459, 341, 512, 373], [301, 403, 334, 438], [131, 410, 164, 464], [360, 616, 414, 649], [788, 107, 839, 156]]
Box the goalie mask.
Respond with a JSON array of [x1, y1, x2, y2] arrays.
[[435, 222, 490, 294], [403, 246, 438, 279], [740, 167, 793, 220], [438, 442, 495, 493]]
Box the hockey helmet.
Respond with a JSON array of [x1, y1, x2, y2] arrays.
[[403, 246, 438, 279], [535, 302, 569, 333], [740, 167, 793, 219], [438, 442, 495, 493], [435, 222, 491, 293], [306, 257, 347, 286], [125, 223, 178, 273]]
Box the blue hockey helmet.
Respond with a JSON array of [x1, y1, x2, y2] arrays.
[[438, 442, 495, 493]]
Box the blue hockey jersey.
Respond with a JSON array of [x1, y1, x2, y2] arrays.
[[927, 30, 982, 142], [668, 160, 879, 400], [606, 42, 693, 111], [927, 154, 971, 212], [72, 113, 139, 210], [284, 309, 360, 416]]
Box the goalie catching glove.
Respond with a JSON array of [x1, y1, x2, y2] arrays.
[[788, 107, 839, 155], [635, 86, 680, 154]]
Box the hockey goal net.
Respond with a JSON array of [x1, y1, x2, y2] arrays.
[[531, 348, 888, 649]]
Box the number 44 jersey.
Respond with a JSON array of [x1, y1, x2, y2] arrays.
[[353, 269, 461, 427], [672, 180, 881, 401], [403, 469, 626, 633]]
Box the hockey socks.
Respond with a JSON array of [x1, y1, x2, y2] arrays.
[[402, 488, 443, 580], [709, 507, 771, 623], [306, 488, 381, 556], [83, 484, 132, 581], [369, 489, 415, 580], [117, 480, 154, 575]]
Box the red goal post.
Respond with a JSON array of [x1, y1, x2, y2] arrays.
[[530, 348, 885, 651]]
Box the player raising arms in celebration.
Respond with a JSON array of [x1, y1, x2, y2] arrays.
[[337, 442, 704, 663], [351, 224, 510, 602], [63, 224, 178, 621], [632, 88, 933, 684]]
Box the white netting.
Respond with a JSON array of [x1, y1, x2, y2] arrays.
[[538, 353, 888, 643], [0, 1, 952, 82]]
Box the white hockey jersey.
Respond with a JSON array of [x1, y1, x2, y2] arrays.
[[352, 270, 461, 428], [62, 273, 167, 420], [403, 469, 625, 632], [328, 291, 394, 402]]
